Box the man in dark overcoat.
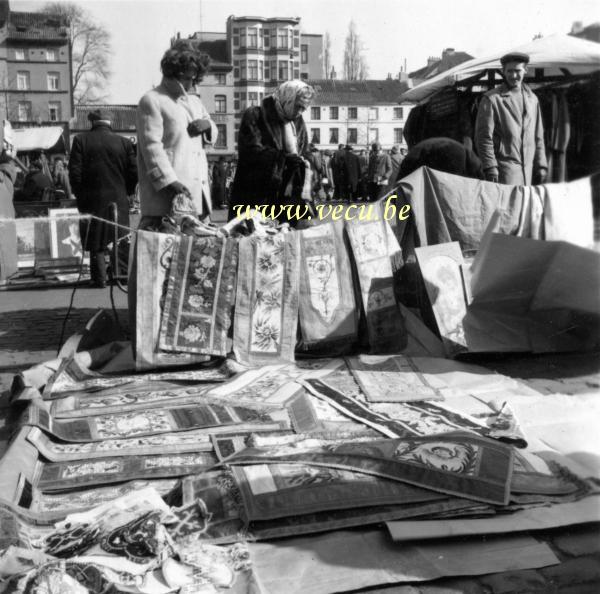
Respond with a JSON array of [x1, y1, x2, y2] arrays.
[[344, 145, 361, 201], [69, 109, 137, 287]]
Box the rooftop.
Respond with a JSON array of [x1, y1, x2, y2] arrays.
[[308, 79, 410, 106], [7, 10, 69, 41], [409, 48, 474, 80], [72, 105, 137, 132]]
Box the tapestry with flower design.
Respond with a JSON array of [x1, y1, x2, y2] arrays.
[[134, 231, 208, 370], [297, 221, 358, 353], [233, 232, 300, 366], [159, 235, 238, 356], [345, 214, 407, 354]]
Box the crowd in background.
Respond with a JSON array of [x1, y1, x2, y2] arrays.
[[305, 142, 407, 203]]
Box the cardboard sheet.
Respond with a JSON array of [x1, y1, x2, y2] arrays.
[[387, 495, 600, 541], [249, 529, 559, 594]]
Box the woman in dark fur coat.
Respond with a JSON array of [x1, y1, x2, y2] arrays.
[[229, 80, 315, 224]]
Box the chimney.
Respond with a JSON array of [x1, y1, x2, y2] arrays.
[[442, 48, 455, 59], [330, 66, 337, 80], [427, 56, 439, 67], [387, 72, 392, 80], [571, 21, 584, 34]]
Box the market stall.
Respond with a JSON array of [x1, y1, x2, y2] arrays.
[[400, 34, 600, 182]]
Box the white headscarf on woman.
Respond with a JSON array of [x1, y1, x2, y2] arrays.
[[273, 80, 315, 121], [272, 80, 315, 155]]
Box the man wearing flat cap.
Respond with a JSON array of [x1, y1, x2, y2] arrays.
[[475, 52, 547, 185], [69, 109, 138, 287]]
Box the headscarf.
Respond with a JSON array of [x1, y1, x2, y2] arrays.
[[272, 80, 315, 121]]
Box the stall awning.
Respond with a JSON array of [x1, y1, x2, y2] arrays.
[[400, 34, 600, 104], [13, 126, 65, 152]]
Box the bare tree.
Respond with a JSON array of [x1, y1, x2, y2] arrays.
[[323, 31, 332, 79], [43, 2, 111, 104], [343, 21, 369, 81]]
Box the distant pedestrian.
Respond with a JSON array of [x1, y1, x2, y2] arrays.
[[389, 145, 404, 188], [344, 145, 360, 201], [211, 157, 227, 209], [367, 142, 392, 201], [52, 158, 72, 200], [69, 109, 138, 287], [475, 52, 547, 185], [331, 143, 347, 200]]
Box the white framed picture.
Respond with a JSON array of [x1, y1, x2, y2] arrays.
[[48, 208, 88, 263]]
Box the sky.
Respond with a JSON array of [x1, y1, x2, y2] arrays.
[[12, 0, 600, 104]]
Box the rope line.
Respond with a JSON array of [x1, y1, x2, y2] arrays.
[[0, 213, 135, 233]]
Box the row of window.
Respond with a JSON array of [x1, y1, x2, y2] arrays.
[[310, 127, 404, 145], [16, 101, 62, 122], [233, 59, 299, 82], [16, 71, 61, 91], [14, 48, 59, 61], [232, 27, 298, 50], [309, 106, 405, 121]]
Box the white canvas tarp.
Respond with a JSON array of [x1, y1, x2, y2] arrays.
[[400, 34, 600, 104], [13, 126, 65, 152]]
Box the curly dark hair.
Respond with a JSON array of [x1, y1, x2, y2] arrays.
[[160, 39, 210, 83]]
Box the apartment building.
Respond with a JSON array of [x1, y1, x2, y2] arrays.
[[0, 1, 72, 130], [303, 79, 412, 151]]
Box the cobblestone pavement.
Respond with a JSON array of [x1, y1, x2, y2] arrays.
[[0, 284, 599, 592]]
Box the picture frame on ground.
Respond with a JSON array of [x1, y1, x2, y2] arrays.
[[48, 208, 88, 265], [415, 242, 469, 357]]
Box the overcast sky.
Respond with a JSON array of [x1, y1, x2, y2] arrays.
[[13, 0, 600, 104]]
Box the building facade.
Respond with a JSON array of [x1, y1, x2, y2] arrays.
[[185, 31, 235, 158], [0, 1, 72, 132], [303, 79, 412, 151]]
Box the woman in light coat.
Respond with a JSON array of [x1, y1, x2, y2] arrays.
[[136, 40, 217, 225]]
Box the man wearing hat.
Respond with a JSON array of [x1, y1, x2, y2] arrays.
[[475, 52, 547, 186], [367, 142, 392, 201], [69, 108, 138, 287]]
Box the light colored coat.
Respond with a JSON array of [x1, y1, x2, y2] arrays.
[[475, 83, 547, 186], [136, 77, 218, 217]]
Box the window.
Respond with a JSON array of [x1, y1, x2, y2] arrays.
[[48, 101, 61, 122], [247, 28, 258, 48], [369, 128, 379, 143], [215, 95, 226, 113], [15, 48, 25, 60], [46, 49, 57, 61], [47, 72, 60, 91], [311, 129, 320, 144], [348, 107, 357, 119], [347, 128, 358, 144], [248, 59, 258, 80], [369, 107, 379, 120], [215, 124, 227, 148], [17, 101, 31, 122], [394, 128, 404, 144], [329, 106, 338, 120], [216, 73, 226, 85], [233, 36, 239, 47], [329, 128, 339, 144], [277, 29, 288, 49], [248, 92, 259, 107], [393, 107, 404, 120], [264, 65, 270, 79], [264, 32, 270, 47], [310, 106, 320, 120], [240, 62, 247, 79], [16, 71, 30, 90], [278, 60, 289, 80], [301, 44, 308, 64]]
